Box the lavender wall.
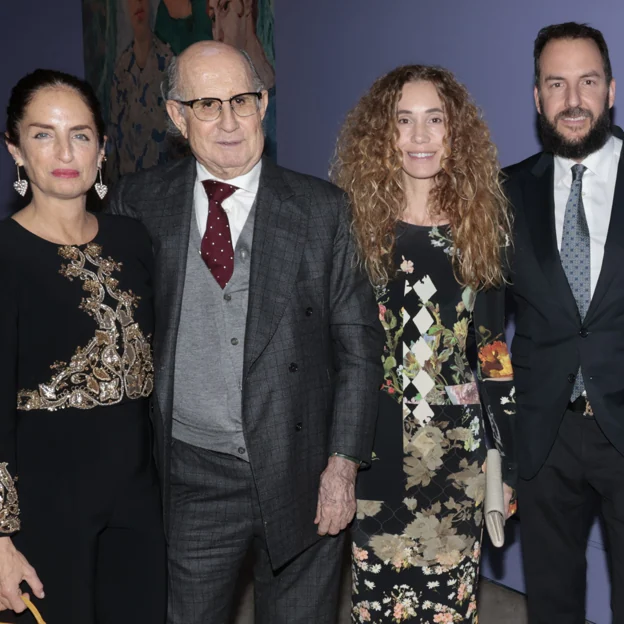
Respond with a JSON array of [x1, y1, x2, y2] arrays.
[[275, 2, 621, 622], [0, 0, 85, 217]]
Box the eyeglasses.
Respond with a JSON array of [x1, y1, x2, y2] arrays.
[[176, 92, 263, 122]]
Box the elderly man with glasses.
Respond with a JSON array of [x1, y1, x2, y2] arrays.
[[107, 41, 383, 624]]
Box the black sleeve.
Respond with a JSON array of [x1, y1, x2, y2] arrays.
[[0, 247, 21, 534], [473, 283, 518, 487]]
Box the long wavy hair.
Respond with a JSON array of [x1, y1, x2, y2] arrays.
[[330, 65, 511, 289]]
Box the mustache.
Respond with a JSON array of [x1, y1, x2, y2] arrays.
[[555, 107, 594, 123]]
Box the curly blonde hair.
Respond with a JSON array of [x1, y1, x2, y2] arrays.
[[330, 65, 510, 289]]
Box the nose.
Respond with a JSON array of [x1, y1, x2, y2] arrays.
[[55, 136, 73, 163], [411, 120, 430, 144], [218, 103, 240, 132], [566, 83, 581, 109]]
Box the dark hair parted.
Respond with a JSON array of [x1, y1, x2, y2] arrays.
[[5, 69, 105, 147], [534, 22, 612, 87], [331, 65, 510, 289]]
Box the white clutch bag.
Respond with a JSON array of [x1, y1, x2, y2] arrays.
[[485, 448, 505, 547]]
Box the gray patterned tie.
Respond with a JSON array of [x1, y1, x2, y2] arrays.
[[560, 163, 590, 400]]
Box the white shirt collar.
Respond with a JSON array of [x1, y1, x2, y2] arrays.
[[554, 134, 616, 185], [195, 159, 262, 195]]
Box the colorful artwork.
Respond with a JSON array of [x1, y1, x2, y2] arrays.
[[82, 0, 276, 183]]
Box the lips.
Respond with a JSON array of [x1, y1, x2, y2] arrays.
[[52, 169, 80, 178]]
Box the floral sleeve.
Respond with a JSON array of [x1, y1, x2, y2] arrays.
[[473, 285, 517, 487]]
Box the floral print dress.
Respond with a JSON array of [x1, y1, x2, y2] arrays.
[[351, 223, 516, 623]]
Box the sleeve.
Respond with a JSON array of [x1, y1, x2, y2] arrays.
[[105, 174, 141, 221], [328, 191, 385, 467], [473, 283, 518, 487], [0, 257, 21, 534]]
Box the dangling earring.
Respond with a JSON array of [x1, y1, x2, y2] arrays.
[[13, 163, 28, 196], [94, 164, 108, 199]]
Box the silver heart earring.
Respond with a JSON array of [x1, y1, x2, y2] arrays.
[[13, 163, 28, 196], [94, 165, 108, 199]]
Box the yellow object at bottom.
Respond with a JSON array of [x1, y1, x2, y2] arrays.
[[0, 595, 45, 624]]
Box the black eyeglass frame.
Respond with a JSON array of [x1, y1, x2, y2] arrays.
[[175, 92, 263, 120]]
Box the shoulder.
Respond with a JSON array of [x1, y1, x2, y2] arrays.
[[113, 156, 194, 198], [153, 36, 173, 59], [0, 216, 18, 248], [97, 212, 151, 244], [263, 160, 347, 209], [502, 152, 543, 185], [0, 217, 31, 281]]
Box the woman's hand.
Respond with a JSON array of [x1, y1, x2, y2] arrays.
[[503, 484, 517, 520], [0, 536, 44, 612]]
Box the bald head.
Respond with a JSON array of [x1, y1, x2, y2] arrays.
[[168, 41, 263, 102]]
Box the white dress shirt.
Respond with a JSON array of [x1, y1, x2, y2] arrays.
[[194, 160, 262, 248], [554, 135, 621, 297]]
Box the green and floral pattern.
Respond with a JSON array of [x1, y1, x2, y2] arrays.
[[352, 224, 515, 623]]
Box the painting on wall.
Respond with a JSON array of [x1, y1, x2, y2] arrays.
[[82, 0, 276, 184]]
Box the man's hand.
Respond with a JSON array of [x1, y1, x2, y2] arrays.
[[0, 536, 44, 613], [314, 455, 359, 536]]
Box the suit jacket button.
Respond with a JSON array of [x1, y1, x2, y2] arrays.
[[567, 373, 576, 383], [579, 328, 589, 338], [295, 422, 303, 431], [305, 307, 313, 316], [289, 363, 298, 372]]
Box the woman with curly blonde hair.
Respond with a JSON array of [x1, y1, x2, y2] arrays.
[[332, 65, 517, 622]]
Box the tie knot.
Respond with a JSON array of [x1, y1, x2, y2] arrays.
[[571, 164, 586, 182], [202, 179, 238, 205]]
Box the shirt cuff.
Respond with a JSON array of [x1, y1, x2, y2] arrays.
[[329, 452, 362, 467]]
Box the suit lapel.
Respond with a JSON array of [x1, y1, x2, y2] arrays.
[[243, 158, 308, 377], [154, 158, 195, 412], [585, 136, 624, 323], [523, 153, 579, 319]]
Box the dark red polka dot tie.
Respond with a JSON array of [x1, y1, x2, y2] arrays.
[[201, 179, 238, 288]]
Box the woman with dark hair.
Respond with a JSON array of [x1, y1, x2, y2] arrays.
[[0, 69, 166, 623], [332, 65, 517, 622]]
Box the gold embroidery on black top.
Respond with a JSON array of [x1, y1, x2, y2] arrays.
[[17, 243, 154, 411], [0, 463, 20, 533]]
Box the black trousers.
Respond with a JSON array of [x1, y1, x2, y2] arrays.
[[518, 409, 624, 623], [167, 439, 345, 624], [0, 401, 167, 624]]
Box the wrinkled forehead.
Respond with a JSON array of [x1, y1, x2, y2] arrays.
[[179, 50, 254, 99]]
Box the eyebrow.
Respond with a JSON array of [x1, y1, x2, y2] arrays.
[[28, 123, 94, 131], [397, 107, 444, 115], [544, 71, 602, 81]]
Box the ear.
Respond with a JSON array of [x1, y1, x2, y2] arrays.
[[98, 136, 108, 168], [258, 90, 269, 121], [609, 78, 616, 109], [533, 85, 542, 114], [6, 139, 23, 166], [166, 100, 189, 139]]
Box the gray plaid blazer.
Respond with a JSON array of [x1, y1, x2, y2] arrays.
[[107, 156, 383, 567]]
